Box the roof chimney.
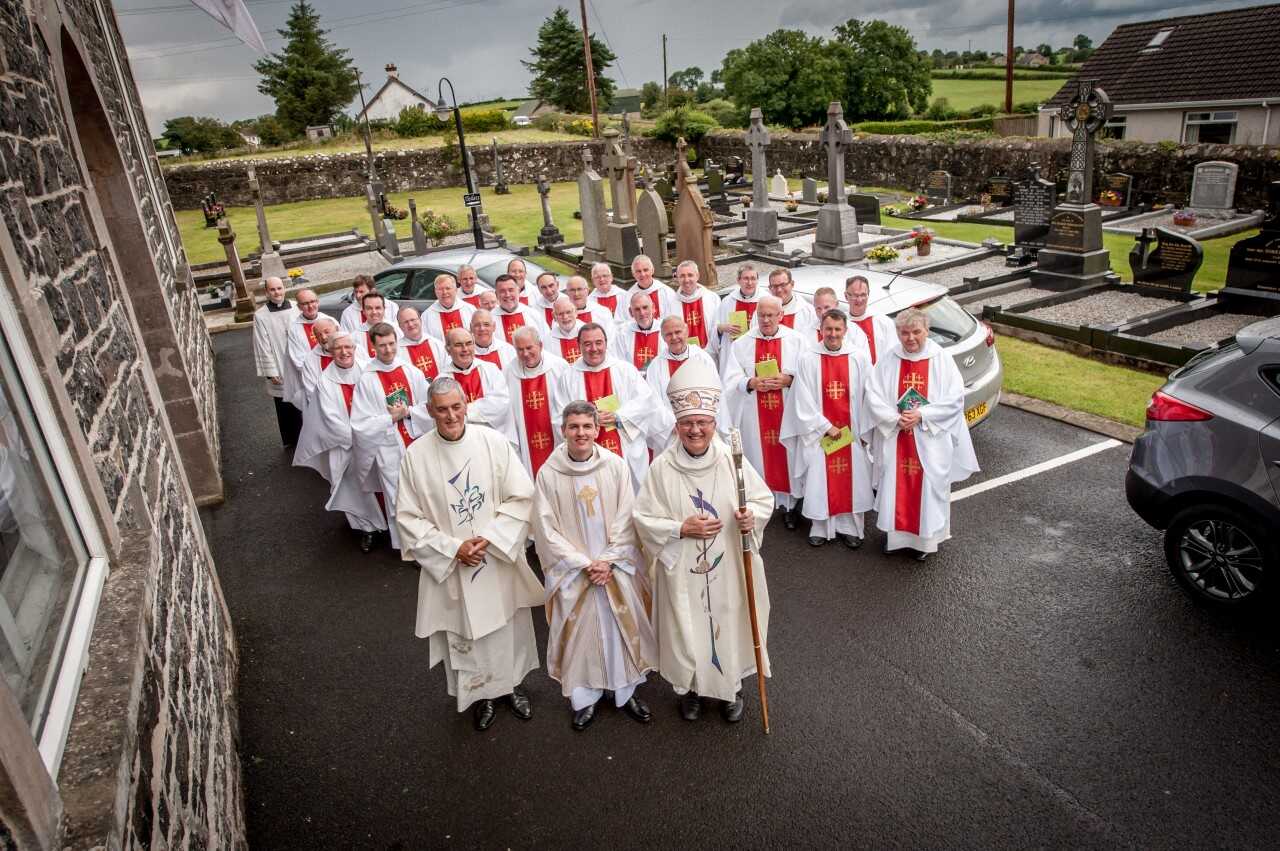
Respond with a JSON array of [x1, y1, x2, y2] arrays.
[[385, 63, 398, 78]]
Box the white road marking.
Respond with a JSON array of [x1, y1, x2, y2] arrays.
[[952, 438, 1124, 502]]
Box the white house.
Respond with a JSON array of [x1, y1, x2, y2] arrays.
[[355, 63, 437, 123]]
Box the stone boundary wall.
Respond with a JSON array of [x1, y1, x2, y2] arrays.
[[163, 138, 676, 209], [699, 130, 1280, 211]]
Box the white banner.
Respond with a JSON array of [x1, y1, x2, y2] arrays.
[[187, 0, 268, 53]]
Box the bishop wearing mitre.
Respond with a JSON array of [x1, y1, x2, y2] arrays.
[[866, 308, 979, 561], [396, 377, 543, 731], [532, 400, 658, 731], [634, 357, 773, 724]]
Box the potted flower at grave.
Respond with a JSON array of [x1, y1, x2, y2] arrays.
[[908, 194, 928, 212], [866, 244, 899, 263], [421, 209, 458, 246], [911, 228, 934, 257], [1098, 189, 1123, 207], [1172, 208, 1198, 227], [785, 193, 799, 213], [287, 267, 306, 283]]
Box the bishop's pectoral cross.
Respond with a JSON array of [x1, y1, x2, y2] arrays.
[[576, 484, 599, 518], [825, 380, 846, 400], [1057, 79, 1111, 204]]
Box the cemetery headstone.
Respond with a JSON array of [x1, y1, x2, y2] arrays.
[[365, 183, 388, 248], [986, 176, 1013, 207], [673, 137, 718, 288], [1030, 80, 1113, 290], [201, 192, 223, 228], [771, 169, 788, 198], [925, 170, 952, 206], [1012, 166, 1055, 255], [1098, 172, 1132, 208], [408, 198, 428, 255], [811, 102, 863, 263], [704, 163, 731, 215], [1129, 227, 1203, 298], [801, 177, 818, 204], [491, 138, 510, 195], [653, 175, 674, 204], [849, 193, 881, 227], [1224, 180, 1280, 293], [723, 156, 746, 186], [1189, 161, 1238, 216], [602, 130, 641, 269], [247, 168, 288, 279], [577, 147, 608, 264], [744, 107, 780, 252], [636, 187, 672, 277], [622, 113, 632, 156], [215, 218, 255, 322], [536, 174, 564, 249]]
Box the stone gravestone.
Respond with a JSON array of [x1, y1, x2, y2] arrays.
[[247, 168, 287, 279], [1031, 80, 1113, 290], [636, 187, 672, 277], [801, 177, 818, 204], [1224, 180, 1280, 293], [1009, 164, 1057, 266], [849, 193, 881, 227], [215, 218, 255, 322], [577, 147, 608, 264], [722, 155, 746, 186], [653, 175, 674, 204], [1129, 227, 1203, 298], [408, 198, 428, 255], [811, 102, 863, 263], [365, 183, 388, 250], [491, 138, 510, 195], [673, 137, 718, 288], [744, 107, 780, 252], [1098, 172, 1132, 208], [925, 170, 952, 206], [771, 169, 788, 198], [704, 163, 731, 215], [602, 130, 641, 270], [1190, 161, 1238, 216], [535, 174, 564, 249], [986, 175, 1013, 207]]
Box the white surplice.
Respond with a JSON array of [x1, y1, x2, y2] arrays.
[[396, 425, 543, 712], [673, 285, 722, 361], [776, 296, 818, 339], [781, 341, 875, 539], [587, 285, 632, 325], [284, 313, 324, 408], [609, 320, 667, 372], [350, 358, 433, 549], [866, 340, 979, 553], [542, 319, 585, 364], [340, 297, 399, 333], [722, 325, 806, 508], [574, 302, 617, 337], [351, 321, 404, 361], [443, 359, 518, 446], [252, 301, 298, 398], [713, 286, 761, 372], [630, 281, 679, 320], [533, 444, 657, 710], [633, 438, 774, 702], [503, 354, 570, 478], [423, 299, 477, 341], [493, 303, 546, 343], [293, 361, 386, 533], [474, 338, 516, 371]]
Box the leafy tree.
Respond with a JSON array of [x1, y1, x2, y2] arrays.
[[719, 29, 846, 129], [254, 1, 359, 136], [233, 113, 294, 146], [668, 66, 704, 90], [1073, 33, 1092, 51], [832, 19, 932, 120], [694, 82, 718, 102], [699, 98, 743, 127], [523, 7, 616, 113], [709, 68, 723, 85], [1035, 43, 1053, 57], [161, 116, 242, 155], [650, 106, 718, 145], [640, 81, 663, 111]]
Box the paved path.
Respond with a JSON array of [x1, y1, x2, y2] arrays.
[[202, 330, 1280, 848]]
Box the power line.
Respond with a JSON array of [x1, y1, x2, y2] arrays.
[[930, 0, 1258, 33], [586, 0, 627, 88], [116, 0, 289, 15]]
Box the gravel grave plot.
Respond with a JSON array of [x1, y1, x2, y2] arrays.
[[913, 255, 1013, 288], [1021, 290, 1178, 326], [1145, 312, 1260, 345], [965, 283, 1051, 314]]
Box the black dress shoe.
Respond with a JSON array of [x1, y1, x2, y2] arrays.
[[784, 509, 799, 530], [808, 535, 826, 547], [721, 693, 745, 723], [359, 531, 376, 553], [840, 534, 863, 550], [509, 686, 533, 720], [572, 703, 597, 731], [621, 696, 651, 723], [915, 550, 930, 562], [473, 699, 497, 731], [679, 692, 702, 721]]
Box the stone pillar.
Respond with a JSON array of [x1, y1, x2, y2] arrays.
[[409, 198, 429, 255], [536, 174, 565, 249], [811, 102, 863, 263], [216, 218, 255, 322], [247, 168, 287, 280], [744, 107, 780, 252]]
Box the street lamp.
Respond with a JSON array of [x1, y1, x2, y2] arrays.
[[436, 77, 484, 249]]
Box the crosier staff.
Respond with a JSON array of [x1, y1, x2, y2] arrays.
[[730, 428, 771, 734]]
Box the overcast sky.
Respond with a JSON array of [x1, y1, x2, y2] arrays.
[[120, 0, 1262, 135]]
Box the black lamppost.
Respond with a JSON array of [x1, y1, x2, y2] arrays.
[[436, 77, 484, 249]]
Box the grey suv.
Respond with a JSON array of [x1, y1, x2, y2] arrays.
[[1126, 317, 1280, 607]]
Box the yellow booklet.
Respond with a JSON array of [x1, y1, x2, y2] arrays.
[[688, 338, 701, 348], [729, 310, 750, 332], [821, 426, 853, 455], [755, 358, 780, 378], [595, 394, 620, 413]]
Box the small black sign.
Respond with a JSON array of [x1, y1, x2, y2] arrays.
[[1013, 171, 1056, 249], [987, 176, 1013, 206], [849, 193, 881, 227], [1225, 181, 1280, 292], [463, 193, 482, 208], [1130, 227, 1203, 297], [1047, 210, 1087, 253]]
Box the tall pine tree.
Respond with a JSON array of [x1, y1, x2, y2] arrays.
[[254, 1, 359, 136], [523, 7, 616, 113]]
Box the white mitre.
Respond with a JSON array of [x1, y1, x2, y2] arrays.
[[665, 355, 721, 420]]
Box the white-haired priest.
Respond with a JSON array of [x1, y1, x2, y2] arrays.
[[532, 400, 658, 731], [395, 376, 543, 731], [866, 308, 978, 561], [633, 357, 773, 724]]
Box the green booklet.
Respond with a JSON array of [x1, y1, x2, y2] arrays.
[[897, 387, 929, 412], [385, 387, 409, 408]]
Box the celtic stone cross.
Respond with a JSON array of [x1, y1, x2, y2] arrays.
[[1057, 79, 1111, 204]]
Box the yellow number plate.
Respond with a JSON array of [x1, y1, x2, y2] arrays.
[[964, 401, 989, 425]]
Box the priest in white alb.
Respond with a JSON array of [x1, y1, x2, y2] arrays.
[[866, 308, 979, 561], [782, 309, 875, 549], [396, 307, 446, 380], [610, 288, 666, 372], [441, 327, 516, 445], [723, 296, 806, 529], [493, 274, 545, 343], [297, 316, 341, 406], [532, 400, 658, 731], [713, 264, 762, 372], [396, 377, 543, 731], [350, 323, 434, 551], [251, 276, 301, 446], [283, 288, 324, 411], [645, 315, 722, 445], [629, 254, 678, 319], [504, 327, 569, 479], [351, 292, 401, 360], [457, 264, 491, 308], [587, 262, 631, 324], [767, 268, 818, 338], [633, 357, 774, 723], [844, 275, 896, 366], [423, 274, 477, 341], [672, 260, 721, 360], [339, 274, 398, 333], [564, 275, 615, 335], [293, 331, 388, 552], [470, 309, 516, 370], [542, 296, 586, 364], [554, 323, 671, 492], [530, 271, 564, 328]]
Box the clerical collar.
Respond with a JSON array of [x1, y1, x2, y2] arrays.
[[567, 449, 594, 464], [267, 298, 291, 312], [669, 348, 689, 360], [404, 335, 425, 345], [500, 306, 520, 314], [436, 301, 457, 311], [451, 360, 474, 372], [850, 311, 869, 321], [782, 297, 796, 308], [636, 323, 654, 332], [440, 426, 467, 443]]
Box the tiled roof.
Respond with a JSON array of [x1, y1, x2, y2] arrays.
[[1045, 3, 1280, 108]]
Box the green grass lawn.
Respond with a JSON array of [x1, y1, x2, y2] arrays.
[[996, 335, 1165, 427], [929, 77, 1066, 110]]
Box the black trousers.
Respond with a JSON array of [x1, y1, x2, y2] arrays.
[[273, 396, 303, 447]]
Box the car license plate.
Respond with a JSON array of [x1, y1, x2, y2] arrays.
[[964, 401, 988, 425]]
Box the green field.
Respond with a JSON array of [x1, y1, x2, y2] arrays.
[[929, 77, 1066, 110]]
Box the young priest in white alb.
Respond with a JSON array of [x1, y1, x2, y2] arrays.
[[504, 327, 569, 479], [251, 276, 300, 445]]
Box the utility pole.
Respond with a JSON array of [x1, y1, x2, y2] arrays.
[[355, 68, 376, 184], [1005, 0, 1015, 114], [579, 0, 600, 139], [662, 34, 668, 101]]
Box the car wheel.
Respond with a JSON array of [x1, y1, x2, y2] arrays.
[[1164, 504, 1272, 607]]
